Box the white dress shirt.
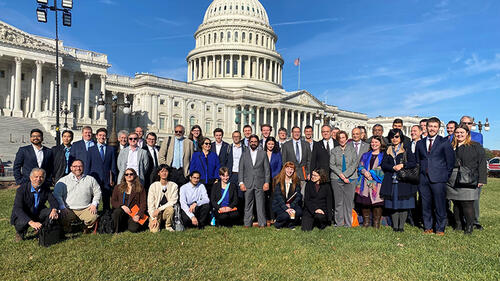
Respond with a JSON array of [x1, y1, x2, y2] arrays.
[[293, 139, 302, 162], [250, 148, 258, 166], [232, 144, 242, 172], [323, 139, 334, 152], [426, 136, 436, 153], [147, 145, 159, 167], [215, 141, 223, 156], [127, 147, 140, 176], [353, 141, 362, 155], [32, 144, 44, 168]]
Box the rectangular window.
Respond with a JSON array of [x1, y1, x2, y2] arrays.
[[205, 122, 211, 133], [173, 118, 179, 127], [0, 70, 5, 78], [217, 122, 222, 129], [73, 81, 78, 88], [174, 101, 179, 107], [89, 106, 94, 119], [21, 73, 25, 81], [160, 99, 165, 105], [90, 83, 94, 90], [159, 117, 165, 129]]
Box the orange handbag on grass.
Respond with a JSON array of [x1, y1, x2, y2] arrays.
[[352, 209, 359, 227]]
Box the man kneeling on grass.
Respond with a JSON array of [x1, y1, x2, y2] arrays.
[[179, 171, 210, 229], [54, 159, 101, 234], [148, 164, 178, 232], [11, 168, 59, 242]]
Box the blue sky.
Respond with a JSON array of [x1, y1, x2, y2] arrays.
[[2, 0, 499, 149]]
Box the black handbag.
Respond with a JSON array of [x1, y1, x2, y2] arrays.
[[39, 219, 64, 247], [97, 210, 114, 234], [457, 159, 478, 186], [396, 152, 420, 184]]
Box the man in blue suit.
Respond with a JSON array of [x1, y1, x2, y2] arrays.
[[70, 126, 95, 172], [211, 128, 230, 167], [13, 129, 54, 186], [87, 128, 117, 210], [415, 117, 455, 236]]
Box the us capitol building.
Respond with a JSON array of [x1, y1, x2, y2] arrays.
[[0, 0, 421, 143]]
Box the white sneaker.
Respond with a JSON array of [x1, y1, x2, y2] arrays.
[[165, 226, 175, 232]]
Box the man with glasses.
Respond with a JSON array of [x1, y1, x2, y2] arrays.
[[368, 124, 389, 146], [117, 132, 150, 186], [14, 129, 54, 186], [54, 159, 101, 234], [159, 125, 194, 186], [277, 127, 288, 149]]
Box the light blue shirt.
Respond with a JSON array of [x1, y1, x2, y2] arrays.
[[97, 143, 106, 156], [172, 137, 184, 169], [179, 182, 209, 218]]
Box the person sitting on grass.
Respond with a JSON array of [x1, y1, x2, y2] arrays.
[[211, 167, 239, 227], [179, 171, 210, 229], [111, 168, 147, 233], [272, 161, 303, 229], [148, 164, 178, 233], [302, 169, 333, 231], [11, 168, 59, 242], [54, 159, 101, 234]]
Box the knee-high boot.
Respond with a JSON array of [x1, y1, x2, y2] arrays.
[[373, 207, 382, 229], [362, 208, 371, 227]]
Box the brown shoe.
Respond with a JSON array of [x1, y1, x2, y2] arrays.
[[15, 233, 23, 242], [423, 229, 433, 234], [436, 231, 445, 236], [266, 220, 272, 227], [243, 226, 250, 229]]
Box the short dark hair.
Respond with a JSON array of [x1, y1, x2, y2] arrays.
[[261, 124, 272, 131], [30, 129, 43, 137], [146, 132, 157, 140], [152, 164, 170, 182], [96, 128, 107, 135], [70, 158, 85, 167], [447, 120, 458, 127], [243, 125, 252, 130], [372, 124, 383, 131], [427, 117, 441, 127], [213, 128, 224, 136], [219, 167, 230, 176], [388, 128, 404, 141], [304, 125, 313, 131], [249, 134, 260, 143], [393, 118, 403, 125], [265, 137, 279, 153], [61, 130, 74, 138], [189, 171, 201, 179], [369, 136, 387, 151], [278, 127, 287, 133], [419, 119, 428, 124], [291, 126, 301, 132], [232, 130, 241, 136]]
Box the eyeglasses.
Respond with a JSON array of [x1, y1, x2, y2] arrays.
[[203, 142, 211, 145], [392, 135, 401, 139], [129, 137, 138, 140], [124, 173, 135, 176], [464, 122, 473, 125], [175, 130, 183, 133]]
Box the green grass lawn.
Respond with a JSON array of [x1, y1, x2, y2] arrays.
[[1, 179, 499, 281]]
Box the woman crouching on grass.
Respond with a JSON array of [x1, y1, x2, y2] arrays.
[[272, 162, 303, 229], [111, 168, 147, 233], [302, 168, 333, 231], [210, 167, 239, 227]]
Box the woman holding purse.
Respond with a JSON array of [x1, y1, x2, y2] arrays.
[[447, 123, 487, 234]]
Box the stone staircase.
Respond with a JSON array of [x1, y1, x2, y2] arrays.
[[0, 116, 56, 163]]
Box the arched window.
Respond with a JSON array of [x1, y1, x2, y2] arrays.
[[242, 32, 246, 42], [203, 35, 206, 45], [235, 31, 238, 42], [208, 34, 211, 44], [224, 5, 227, 10], [227, 31, 231, 42], [190, 116, 196, 128], [214, 33, 217, 42], [220, 32, 224, 42], [249, 33, 253, 44], [226, 60, 231, 75], [256, 34, 259, 45]]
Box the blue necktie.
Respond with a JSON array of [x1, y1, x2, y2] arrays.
[[295, 141, 300, 162], [64, 147, 70, 173], [99, 145, 105, 161]]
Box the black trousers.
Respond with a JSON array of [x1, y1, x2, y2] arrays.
[[101, 187, 112, 211], [168, 167, 188, 187], [181, 204, 210, 229], [14, 208, 51, 237], [274, 208, 302, 229], [452, 200, 475, 230], [302, 212, 328, 231], [264, 190, 274, 221], [230, 173, 245, 225], [214, 210, 239, 227], [112, 208, 141, 233]]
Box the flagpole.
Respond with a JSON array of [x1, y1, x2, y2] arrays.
[[298, 61, 301, 90]]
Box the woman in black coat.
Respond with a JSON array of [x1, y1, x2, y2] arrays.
[[210, 167, 238, 227], [272, 162, 303, 229], [447, 124, 487, 234], [301, 168, 333, 231], [380, 129, 417, 232]]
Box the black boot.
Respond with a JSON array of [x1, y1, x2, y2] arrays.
[[464, 224, 473, 235]]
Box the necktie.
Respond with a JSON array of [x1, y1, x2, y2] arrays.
[[355, 142, 359, 155], [342, 154, 346, 172], [428, 138, 433, 153], [153, 148, 158, 168], [64, 147, 70, 174], [295, 141, 300, 162], [326, 140, 330, 152], [99, 145, 105, 161]]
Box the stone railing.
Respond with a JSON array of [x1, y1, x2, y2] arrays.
[[63, 46, 108, 64]]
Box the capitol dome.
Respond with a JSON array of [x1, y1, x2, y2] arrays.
[[186, 0, 284, 90]]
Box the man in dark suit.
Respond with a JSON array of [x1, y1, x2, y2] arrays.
[[70, 126, 95, 172], [87, 128, 118, 210], [13, 129, 54, 186], [211, 128, 230, 167], [415, 117, 455, 236], [311, 125, 335, 178], [51, 130, 75, 184], [277, 127, 288, 149], [350, 127, 370, 161], [259, 124, 272, 148], [135, 126, 148, 149], [239, 135, 270, 228], [144, 132, 160, 189], [281, 126, 311, 183], [11, 168, 59, 241]]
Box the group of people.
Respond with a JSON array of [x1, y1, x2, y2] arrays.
[[10, 115, 487, 241]]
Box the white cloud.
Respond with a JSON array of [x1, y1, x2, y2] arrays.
[[464, 53, 500, 75], [273, 18, 342, 27], [99, 0, 117, 5]]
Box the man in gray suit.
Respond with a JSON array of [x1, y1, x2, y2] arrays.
[[351, 127, 370, 161], [117, 132, 150, 186], [158, 124, 194, 186], [281, 126, 311, 182], [239, 135, 270, 228]]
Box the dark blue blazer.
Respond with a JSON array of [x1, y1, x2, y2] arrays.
[[13, 145, 53, 185], [87, 144, 118, 190], [70, 140, 94, 171], [226, 144, 246, 175], [211, 141, 230, 168], [471, 131, 483, 145], [269, 151, 283, 179], [11, 182, 58, 226], [415, 135, 455, 183], [189, 151, 221, 184]]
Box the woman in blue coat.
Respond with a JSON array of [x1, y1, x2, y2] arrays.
[[190, 137, 220, 196], [265, 137, 282, 223]]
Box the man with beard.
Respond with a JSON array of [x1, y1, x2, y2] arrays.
[[159, 125, 194, 186], [14, 129, 53, 185]]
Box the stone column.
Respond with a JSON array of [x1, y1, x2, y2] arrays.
[[255, 106, 260, 133], [302, 112, 307, 129], [193, 59, 198, 80], [33, 60, 43, 115], [291, 110, 295, 128], [270, 108, 275, 132], [213, 55, 217, 79], [284, 109, 288, 131], [49, 77, 55, 112], [29, 68, 35, 116], [12, 57, 23, 117], [237, 55, 242, 77], [67, 71, 73, 108], [83, 72, 91, 122], [263, 58, 267, 81], [309, 113, 313, 127], [279, 65, 282, 85], [7, 66, 14, 112], [277, 108, 282, 135], [262, 107, 267, 125], [187, 60, 191, 82]]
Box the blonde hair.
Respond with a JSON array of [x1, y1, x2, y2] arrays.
[[452, 123, 473, 148]]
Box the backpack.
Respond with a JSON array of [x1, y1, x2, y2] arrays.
[[98, 210, 115, 234], [173, 203, 184, 232], [39, 219, 64, 247]]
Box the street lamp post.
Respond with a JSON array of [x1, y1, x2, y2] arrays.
[[235, 106, 256, 129], [36, 0, 73, 146], [472, 117, 491, 134], [61, 103, 70, 129], [97, 93, 131, 148]]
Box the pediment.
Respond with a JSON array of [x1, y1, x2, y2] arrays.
[[0, 20, 56, 52], [282, 91, 324, 108]]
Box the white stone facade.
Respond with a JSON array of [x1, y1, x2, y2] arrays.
[[0, 0, 423, 141]]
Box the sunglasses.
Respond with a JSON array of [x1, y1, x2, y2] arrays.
[[175, 130, 183, 133], [125, 173, 135, 176], [129, 137, 138, 140], [464, 122, 473, 125], [392, 135, 401, 139], [203, 142, 211, 145]]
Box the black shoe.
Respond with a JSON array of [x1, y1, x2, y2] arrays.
[[473, 224, 483, 230], [399, 228, 404, 232], [464, 224, 473, 235]]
